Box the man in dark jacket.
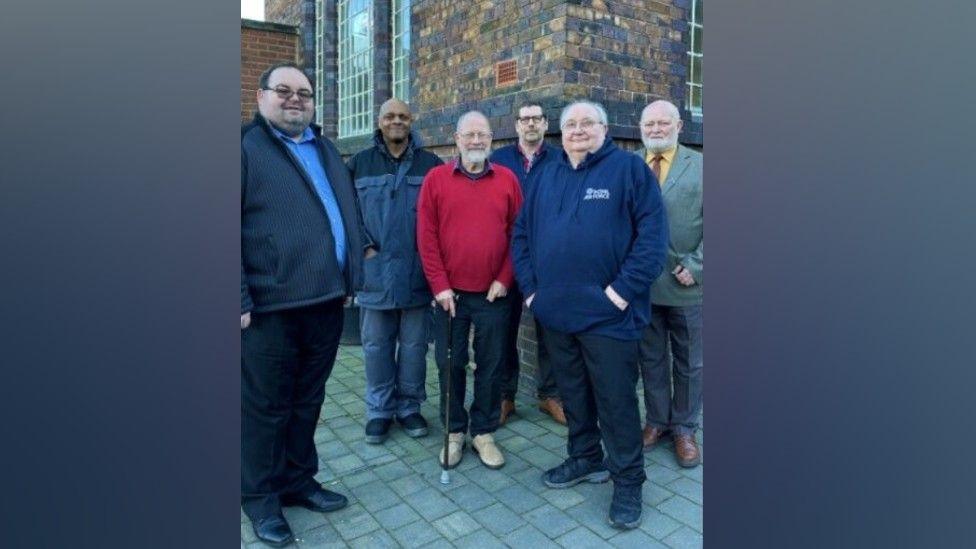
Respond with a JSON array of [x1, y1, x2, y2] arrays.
[[348, 98, 443, 444], [511, 100, 668, 530], [489, 102, 565, 427], [241, 62, 363, 547]]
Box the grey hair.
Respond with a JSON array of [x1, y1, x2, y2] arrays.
[[641, 100, 680, 121], [559, 100, 608, 129], [456, 110, 490, 133]]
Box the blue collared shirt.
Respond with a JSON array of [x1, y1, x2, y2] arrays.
[[272, 126, 346, 271]]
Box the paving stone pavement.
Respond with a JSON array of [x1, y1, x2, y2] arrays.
[[242, 345, 703, 548]]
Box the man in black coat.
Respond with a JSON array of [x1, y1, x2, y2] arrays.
[[241, 62, 364, 547]]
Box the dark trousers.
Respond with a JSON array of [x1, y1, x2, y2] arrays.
[[545, 329, 646, 487], [433, 290, 510, 436], [639, 304, 703, 435], [241, 299, 343, 521], [500, 288, 559, 400]]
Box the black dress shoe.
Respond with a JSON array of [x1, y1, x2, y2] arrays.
[[365, 418, 392, 444], [252, 513, 293, 547], [396, 413, 428, 438], [282, 487, 349, 513]]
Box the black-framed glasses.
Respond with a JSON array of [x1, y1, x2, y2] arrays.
[[263, 86, 314, 101], [517, 115, 546, 124]]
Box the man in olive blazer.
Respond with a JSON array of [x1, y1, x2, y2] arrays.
[[635, 100, 704, 468]]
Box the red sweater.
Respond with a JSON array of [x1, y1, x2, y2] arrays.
[[417, 161, 523, 295]]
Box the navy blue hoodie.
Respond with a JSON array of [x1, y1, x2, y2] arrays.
[[511, 137, 669, 340]]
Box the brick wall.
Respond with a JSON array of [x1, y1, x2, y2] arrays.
[[241, 19, 301, 123], [266, 0, 302, 26]]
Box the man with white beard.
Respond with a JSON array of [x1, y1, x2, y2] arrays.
[[416, 111, 523, 470], [635, 100, 704, 468]]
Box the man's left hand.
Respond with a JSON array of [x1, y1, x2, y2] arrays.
[[604, 285, 628, 311], [672, 265, 696, 286], [486, 280, 508, 302]]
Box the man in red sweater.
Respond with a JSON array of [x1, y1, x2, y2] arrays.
[[417, 111, 523, 471]]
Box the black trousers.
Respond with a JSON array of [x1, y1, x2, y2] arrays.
[[241, 299, 343, 521], [545, 329, 646, 487], [433, 290, 510, 436], [500, 288, 559, 400]]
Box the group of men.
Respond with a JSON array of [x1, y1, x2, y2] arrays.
[[241, 62, 703, 546]]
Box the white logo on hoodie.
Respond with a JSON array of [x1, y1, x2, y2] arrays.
[[583, 188, 610, 200]]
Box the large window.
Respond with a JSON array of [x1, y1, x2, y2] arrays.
[[391, 0, 411, 101], [687, 0, 703, 116], [338, 0, 374, 137]]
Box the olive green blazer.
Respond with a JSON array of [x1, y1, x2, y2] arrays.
[[636, 144, 703, 306]]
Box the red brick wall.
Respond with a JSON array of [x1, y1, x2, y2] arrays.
[[241, 19, 300, 123]]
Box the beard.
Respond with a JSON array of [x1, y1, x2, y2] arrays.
[[642, 134, 678, 154], [274, 108, 313, 137], [461, 149, 488, 165]]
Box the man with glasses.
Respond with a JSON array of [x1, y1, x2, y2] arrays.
[[416, 111, 523, 470], [511, 100, 668, 529], [636, 100, 704, 468], [489, 102, 565, 427], [347, 98, 443, 445], [241, 62, 363, 546]]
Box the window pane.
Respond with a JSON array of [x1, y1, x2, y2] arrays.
[[691, 86, 701, 110], [695, 0, 703, 24], [690, 57, 700, 85], [693, 27, 702, 53]]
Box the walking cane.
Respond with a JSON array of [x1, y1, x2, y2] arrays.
[[440, 299, 454, 485]]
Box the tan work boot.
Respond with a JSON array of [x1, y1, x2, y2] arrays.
[[439, 432, 465, 469], [471, 433, 505, 469]]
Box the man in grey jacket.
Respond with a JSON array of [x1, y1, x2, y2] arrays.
[[635, 100, 704, 468]]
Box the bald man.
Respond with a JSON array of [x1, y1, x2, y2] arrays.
[[348, 98, 443, 445], [417, 111, 523, 470], [635, 100, 703, 468]]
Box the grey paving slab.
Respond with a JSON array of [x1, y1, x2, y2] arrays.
[[519, 445, 564, 470], [657, 495, 702, 532], [282, 506, 331, 535], [405, 486, 459, 520], [371, 501, 421, 531], [472, 501, 527, 536], [555, 525, 610, 549], [350, 479, 401, 513], [666, 477, 703, 505], [326, 503, 381, 541], [372, 458, 414, 481], [388, 473, 429, 497], [328, 453, 366, 475], [466, 463, 518, 492], [637, 507, 683, 541], [390, 519, 446, 548], [444, 481, 496, 511], [663, 525, 704, 549], [540, 486, 586, 510], [294, 523, 345, 548], [348, 528, 399, 549], [646, 463, 683, 485], [643, 481, 676, 507], [453, 527, 508, 549], [523, 504, 580, 539], [506, 419, 550, 439], [501, 524, 562, 548], [492, 482, 546, 514], [609, 527, 669, 548], [340, 469, 380, 489], [432, 509, 483, 540]]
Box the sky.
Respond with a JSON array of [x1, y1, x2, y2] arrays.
[[241, 0, 264, 21]]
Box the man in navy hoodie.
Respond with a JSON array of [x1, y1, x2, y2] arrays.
[[511, 100, 668, 530]]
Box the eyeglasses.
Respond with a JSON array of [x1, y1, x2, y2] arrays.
[[561, 119, 602, 131], [263, 86, 314, 101], [517, 115, 545, 124], [457, 131, 492, 141]]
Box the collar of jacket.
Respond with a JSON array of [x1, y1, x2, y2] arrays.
[[371, 129, 425, 161]]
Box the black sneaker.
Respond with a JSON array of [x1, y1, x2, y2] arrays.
[[365, 418, 392, 444], [396, 413, 428, 438], [607, 483, 643, 529], [542, 457, 610, 488]]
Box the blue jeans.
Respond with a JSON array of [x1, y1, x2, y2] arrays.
[[360, 306, 429, 420]]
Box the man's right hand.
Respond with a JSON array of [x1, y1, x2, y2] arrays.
[[435, 289, 456, 317], [525, 293, 535, 308], [241, 312, 251, 330]]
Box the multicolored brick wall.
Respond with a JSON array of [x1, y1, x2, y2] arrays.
[[241, 19, 300, 123]]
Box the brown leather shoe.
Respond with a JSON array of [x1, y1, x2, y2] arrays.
[[673, 434, 701, 468], [499, 398, 515, 426], [642, 425, 667, 451], [538, 397, 567, 425]]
